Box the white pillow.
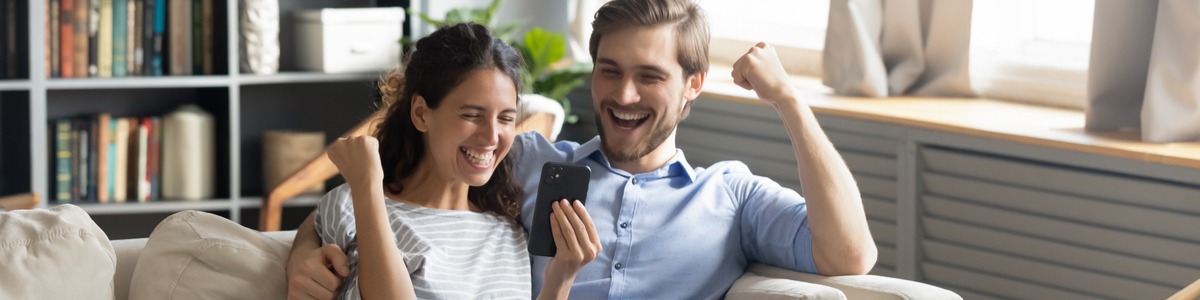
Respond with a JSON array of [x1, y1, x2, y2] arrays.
[[0, 204, 116, 300], [129, 210, 290, 300]]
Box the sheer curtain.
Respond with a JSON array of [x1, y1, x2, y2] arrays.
[[1088, 0, 1200, 142], [822, 0, 975, 98]]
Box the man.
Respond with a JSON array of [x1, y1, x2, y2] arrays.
[[287, 0, 876, 298]]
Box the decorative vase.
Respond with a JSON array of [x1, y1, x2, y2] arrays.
[[261, 130, 326, 194], [161, 104, 215, 201], [240, 0, 280, 74]]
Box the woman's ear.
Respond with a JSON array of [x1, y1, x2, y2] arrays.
[[411, 95, 431, 132]]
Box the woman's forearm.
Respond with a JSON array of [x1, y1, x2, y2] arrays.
[[350, 182, 417, 300], [535, 275, 575, 300]]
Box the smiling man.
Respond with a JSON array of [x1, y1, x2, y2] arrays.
[[286, 0, 876, 299]]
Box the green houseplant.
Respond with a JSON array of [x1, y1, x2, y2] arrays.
[[407, 0, 591, 124]]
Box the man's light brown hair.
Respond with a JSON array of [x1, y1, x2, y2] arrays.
[[589, 0, 710, 79]]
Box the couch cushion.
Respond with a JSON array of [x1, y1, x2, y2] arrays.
[[128, 210, 290, 300], [0, 205, 116, 300]]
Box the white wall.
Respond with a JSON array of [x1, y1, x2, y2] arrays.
[[413, 0, 571, 40]]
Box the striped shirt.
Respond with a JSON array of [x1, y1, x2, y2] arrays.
[[315, 184, 532, 299]]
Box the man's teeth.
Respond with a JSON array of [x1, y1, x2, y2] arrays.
[[614, 111, 649, 121], [461, 148, 493, 165]]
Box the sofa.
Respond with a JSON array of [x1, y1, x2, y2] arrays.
[[2, 205, 961, 300]]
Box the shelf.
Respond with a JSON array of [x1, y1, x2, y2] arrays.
[[63, 200, 237, 215], [45, 76, 233, 90], [237, 71, 382, 85], [0, 80, 31, 91], [238, 194, 322, 209]]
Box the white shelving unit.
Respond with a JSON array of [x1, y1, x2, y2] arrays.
[[1, 0, 408, 237]]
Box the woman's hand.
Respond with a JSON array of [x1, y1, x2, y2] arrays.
[[326, 136, 384, 190], [538, 200, 601, 299]]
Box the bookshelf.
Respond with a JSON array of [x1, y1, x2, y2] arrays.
[[3, 0, 411, 238]]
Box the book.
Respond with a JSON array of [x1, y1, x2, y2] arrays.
[[142, 0, 154, 75], [54, 119, 71, 203], [128, 0, 138, 75], [113, 118, 128, 202], [74, 0, 88, 78], [106, 117, 117, 202], [90, 114, 106, 202], [136, 117, 149, 202], [98, 0, 112, 77], [4, 0, 15, 78], [45, 0, 50, 78], [151, 0, 164, 76], [60, 0, 74, 78], [95, 114, 111, 203], [132, 0, 142, 75], [112, 0, 127, 77], [202, 0, 212, 75], [51, 0, 60, 78], [147, 117, 161, 200], [169, 0, 191, 75], [75, 119, 89, 201], [69, 120, 79, 201], [87, 0, 100, 77]]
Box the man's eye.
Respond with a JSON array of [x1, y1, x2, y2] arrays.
[[601, 69, 620, 76], [462, 114, 481, 119]]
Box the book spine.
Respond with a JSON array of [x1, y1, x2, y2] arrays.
[[87, 0, 99, 77], [88, 114, 101, 202], [149, 117, 161, 200], [151, 0, 164, 76], [98, 0, 112, 77], [127, 0, 136, 75], [191, 0, 200, 74], [201, 0, 211, 75], [111, 0, 126, 77], [113, 118, 128, 202], [60, 0, 74, 78], [69, 120, 79, 202], [169, 0, 190, 75], [74, 0, 89, 77], [50, 0, 60, 78], [76, 119, 88, 201], [137, 118, 149, 202], [54, 120, 71, 202], [96, 114, 111, 203], [106, 118, 117, 201], [142, 0, 153, 75]]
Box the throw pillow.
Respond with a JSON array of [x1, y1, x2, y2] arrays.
[[0, 204, 116, 300], [128, 210, 290, 300]]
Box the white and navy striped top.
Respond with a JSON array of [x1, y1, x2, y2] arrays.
[[315, 184, 531, 300]]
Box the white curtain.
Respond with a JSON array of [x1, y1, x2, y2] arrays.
[[822, 0, 975, 97], [1088, 0, 1200, 143]]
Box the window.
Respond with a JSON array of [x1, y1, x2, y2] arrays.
[[700, 0, 829, 76], [971, 0, 1095, 109]]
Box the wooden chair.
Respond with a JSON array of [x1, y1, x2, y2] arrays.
[[1171, 278, 1200, 300], [0, 193, 41, 211], [258, 111, 558, 231]]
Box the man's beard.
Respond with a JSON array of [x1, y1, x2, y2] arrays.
[[595, 106, 682, 163]]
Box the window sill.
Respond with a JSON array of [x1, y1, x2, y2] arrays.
[[702, 66, 1200, 169]]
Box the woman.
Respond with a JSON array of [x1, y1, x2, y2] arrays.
[[316, 23, 600, 299]]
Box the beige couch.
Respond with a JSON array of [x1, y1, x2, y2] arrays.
[[4, 205, 961, 300]]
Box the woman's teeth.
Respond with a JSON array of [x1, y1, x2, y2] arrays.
[[461, 147, 493, 165]]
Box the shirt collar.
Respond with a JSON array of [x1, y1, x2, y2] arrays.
[[572, 136, 698, 183]]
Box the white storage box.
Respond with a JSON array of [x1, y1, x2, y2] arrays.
[[294, 8, 404, 73]]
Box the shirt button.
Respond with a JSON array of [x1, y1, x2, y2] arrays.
[[631, 178, 639, 184], [620, 222, 629, 229], [615, 263, 623, 270]]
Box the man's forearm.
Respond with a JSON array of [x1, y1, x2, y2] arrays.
[[775, 99, 877, 275]]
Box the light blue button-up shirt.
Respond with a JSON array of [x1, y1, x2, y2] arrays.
[[512, 132, 816, 299]]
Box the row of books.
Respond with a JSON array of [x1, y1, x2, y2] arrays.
[[45, 0, 214, 78], [0, 1, 19, 79], [51, 114, 168, 203]]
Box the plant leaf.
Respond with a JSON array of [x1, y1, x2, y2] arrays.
[[522, 27, 566, 78]]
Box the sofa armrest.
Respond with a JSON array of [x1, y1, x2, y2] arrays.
[[744, 264, 962, 300], [727, 271, 847, 300], [112, 238, 148, 300]]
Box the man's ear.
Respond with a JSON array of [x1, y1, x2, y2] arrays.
[[683, 71, 706, 100], [411, 95, 431, 132]]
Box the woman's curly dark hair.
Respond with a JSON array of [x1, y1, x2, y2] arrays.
[[373, 23, 525, 224]]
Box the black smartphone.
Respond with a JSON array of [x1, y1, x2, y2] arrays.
[[528, 161, 591, 257]]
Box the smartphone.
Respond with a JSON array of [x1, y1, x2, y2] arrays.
[[528, 161, 591, 257]]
